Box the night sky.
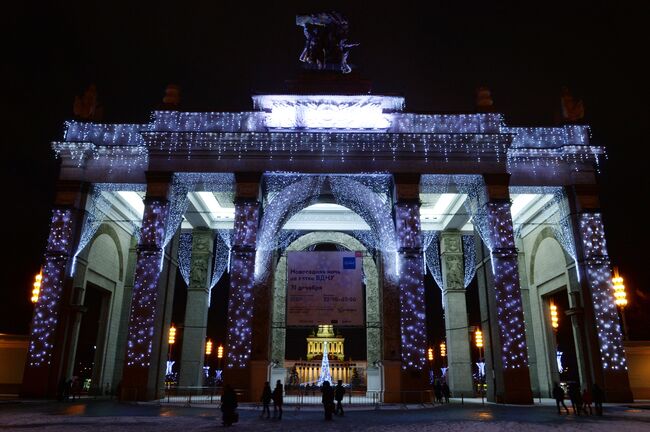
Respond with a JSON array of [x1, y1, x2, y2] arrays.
[[2, 2, 648, 343]]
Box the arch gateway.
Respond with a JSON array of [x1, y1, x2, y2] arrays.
[[22, 91, 632, 404]]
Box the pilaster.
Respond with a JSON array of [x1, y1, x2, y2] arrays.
[[179, 227, 214, 387], [440, 231, 473, 396]]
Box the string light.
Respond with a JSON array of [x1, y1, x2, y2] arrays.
[[440, 341, 447, 357], [125, 200, 169, 367], [225, 201, 259, 369], [427, 347, 434, 361], [396, 202, 427, 370], [27, 209, 74, 367], [205, 339, 213, 356], [578, 213, 627, 370], [217, 344, 224, 359]]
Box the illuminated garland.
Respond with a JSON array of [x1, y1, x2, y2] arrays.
[[486, 201, 529, 369], [27, 209, 74, 367], [462, 235, 476, 288], [395, 202, 427, 370], [178, 232, 193, 286], [578, 213, 627, 370], [225, 201, 259, 368], [126, 200, 169, 367]]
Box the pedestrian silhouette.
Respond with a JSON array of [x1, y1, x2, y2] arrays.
[[272, 380, 284, 420], [220, 384, 238, 427], [442, 381, 450, 403], [260, 381, 272, 419], [552, 382, 569, 414], [322, 381, 335, 420], [334, 380, 346, 416], [592, 383, 604, 416], [582, 387, 593, 415]]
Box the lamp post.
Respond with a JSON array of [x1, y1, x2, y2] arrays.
[[549, 302, 563, 378], [427, 347, 434, 384], [30, 268, 43, 303], [217, 344, 224, 370], [612, 267, 629, 340], [168, 324, 176, 361], [474, 328, 483, 360], [439, 341, 447, 379], [474, 328, 485, 396]]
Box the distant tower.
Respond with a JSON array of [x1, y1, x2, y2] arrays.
[[317, 339, 333, 386]]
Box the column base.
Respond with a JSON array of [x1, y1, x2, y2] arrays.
[[603, 370, 634, 402], [496, 368, 533, 404]]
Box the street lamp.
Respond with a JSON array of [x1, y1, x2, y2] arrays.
[[31, 269, 42, 303], [217, 344, 224, 370], [612, 267, 629, 340], [427, 347, 434, 385], [550, 303, 559, 331], [475, 328, 483, 359]]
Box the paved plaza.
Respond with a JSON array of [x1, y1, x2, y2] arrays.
[[1, 399, 649, 431]]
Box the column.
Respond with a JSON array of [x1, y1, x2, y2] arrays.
[[179, 227, 214, 387], [120, 172, 174, 401], [476, 174, 533, 404], [22, 181, 89, 398], [440, 231, 474, 397], [568, 184, 632, 401], [225, 173, 261, 396], [394, 173, 427, 392]]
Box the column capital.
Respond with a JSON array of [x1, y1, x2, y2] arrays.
[[53, 180, 91, 208], [145, 171, 174, 200], [482, 173, 511, 201], [235, 172, 262, 200], [394, 173, 421, 202], [567, 184, 601, 212]]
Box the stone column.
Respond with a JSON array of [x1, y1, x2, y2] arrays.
[[440, 231, 474, 397], [179, 227, 214, 387], [477, 174, 533, 404], [120, 172, 174, 401], [567, 184, 632, 401], [22, 180, 89, 398], [394, 174, 427, 394], [225, 173, 261, 398]]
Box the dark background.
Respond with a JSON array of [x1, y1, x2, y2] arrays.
[[2, 2, 648, 344]]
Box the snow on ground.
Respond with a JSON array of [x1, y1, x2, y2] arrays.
[[0, 400, 648, 432]]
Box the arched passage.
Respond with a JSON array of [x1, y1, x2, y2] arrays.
[[270, 231, 381, 367]]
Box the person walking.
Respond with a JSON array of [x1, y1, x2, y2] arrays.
[[582, 387, 593, 415], [442, 381, 450, 404], [334, 380, 346, 416], [552, 383, 569, 414], [272, 380, 284, 420], [433, 380, 443, 404], [322, 381, 335, 421], [220, 384, 238, 427], [260, 381, 272, 419], [568, 382, 583, 415], [592, 383, 604, 416]]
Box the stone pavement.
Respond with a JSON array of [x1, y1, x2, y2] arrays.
[[0, 399, 649, 431]]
